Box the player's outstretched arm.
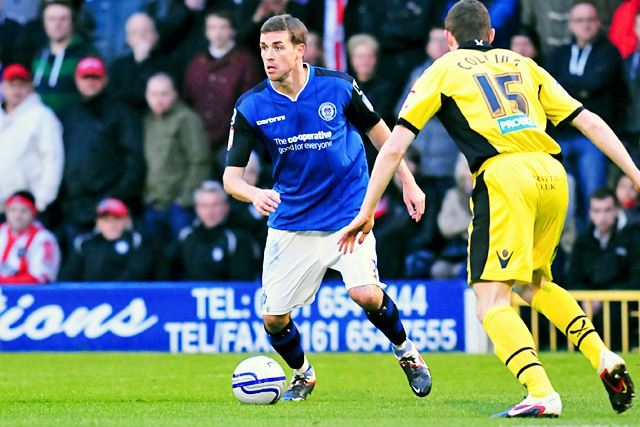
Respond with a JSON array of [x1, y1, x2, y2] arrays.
[[338, 125, 416, 253], [223, 166, 281, 216], [367, 120, 425, 221], [572, 110, 640, 191]]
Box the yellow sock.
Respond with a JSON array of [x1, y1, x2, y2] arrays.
[[531, 282, 606, 369], [483, 306, 555, 398]]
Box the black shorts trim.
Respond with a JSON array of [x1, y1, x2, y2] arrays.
[[469, 171, 490, 282]]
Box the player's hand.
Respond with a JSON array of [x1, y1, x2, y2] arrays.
[[402, 181, 426, 222], [252, 189, 280, 216], [337, 212, 374, 254]]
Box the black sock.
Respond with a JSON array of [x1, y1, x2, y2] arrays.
[[265, 319, 305, 370], [365, 291, 407, 346]]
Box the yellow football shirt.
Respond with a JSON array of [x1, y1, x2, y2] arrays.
[[398, 41, 583, 173]]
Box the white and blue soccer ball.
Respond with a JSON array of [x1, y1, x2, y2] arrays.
[[232, 356, 287, 404]]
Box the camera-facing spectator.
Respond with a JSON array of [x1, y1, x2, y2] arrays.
[[303, 30, 325, 67], [142, 72, 210, 244], [109, 12, 176, 117], [0, 191, 60, 284], [161, 181, 259, 281], [59, 198, 154, 282], [31, 0, 99, 113], [183, 9, 260, 179], [545, 1, 625, 227], [510, 26, 543, 64], [0, 64, 63, 218], [57, 57, 145, 250]]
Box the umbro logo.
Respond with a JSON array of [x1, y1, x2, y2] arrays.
[[497, 249, 513, 269]]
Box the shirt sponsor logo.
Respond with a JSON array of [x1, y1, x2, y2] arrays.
[[256, 115, 286, 126], [497, 114, 536, 134], [318, 102, 337, 121]]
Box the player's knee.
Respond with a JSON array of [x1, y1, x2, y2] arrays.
[[348, 285, 383, 310], [263, 314, 290, 333]]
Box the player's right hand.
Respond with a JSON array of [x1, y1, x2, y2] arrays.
[[253, 189, 281, 216]]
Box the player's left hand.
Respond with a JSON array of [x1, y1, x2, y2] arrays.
[[402, 181, 426, 222], [337, 212, 374, 254]]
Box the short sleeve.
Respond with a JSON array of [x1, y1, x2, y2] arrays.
[[535, 62, 584, 129], [226, 108, 255, 168], [397, 64, 444, 135], [344, 80, 382, 133]]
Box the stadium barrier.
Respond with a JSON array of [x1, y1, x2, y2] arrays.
[[0, 280, 493, 353], [511, 291, 640, 354]]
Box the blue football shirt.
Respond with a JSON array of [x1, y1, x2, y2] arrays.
[[227, 65, 382, 231]]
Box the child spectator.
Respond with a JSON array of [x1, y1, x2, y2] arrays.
[[0, 191, 60, 284]]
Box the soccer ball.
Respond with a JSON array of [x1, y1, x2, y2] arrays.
[[232, 356, 287, 404]]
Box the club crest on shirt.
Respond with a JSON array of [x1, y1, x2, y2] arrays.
[[115, 240, 129, 254], [318, 102, 337, 121]]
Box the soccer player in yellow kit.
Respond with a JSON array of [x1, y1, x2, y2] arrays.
[[338, 0, 636, 418]]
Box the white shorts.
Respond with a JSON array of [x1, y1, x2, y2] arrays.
[[261, 228, 385, 315]]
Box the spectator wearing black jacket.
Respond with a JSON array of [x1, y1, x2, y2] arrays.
[[0, 4, 22, 73], [59, 198, 154, 282], [108, 13, 176, 118], [162, 180, 259, 282], [567, 187, 640, 350], [57, 57, 145, 250], [544, 2, 626, 226]]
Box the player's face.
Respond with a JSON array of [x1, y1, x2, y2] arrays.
[[569, 4, 600, 43], [6, 203, 34, 233], [96, 215, 129, 241], [43, 4, 73, 43], [260, 30, 303, 82], [206, 15, 235, 49], [196, 191, 229, 228], [589, 196, 618, 235], [1, 79, 32, 109]]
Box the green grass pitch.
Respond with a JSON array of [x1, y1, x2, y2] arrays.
[[0, 352, 638, 426]]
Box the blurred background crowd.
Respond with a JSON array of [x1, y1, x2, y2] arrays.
[[1, 0, 640, 304]]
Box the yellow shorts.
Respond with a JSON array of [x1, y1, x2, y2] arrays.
[[468, 152, 568, 285]]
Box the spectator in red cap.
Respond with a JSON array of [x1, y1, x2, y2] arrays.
[[58, 197, 154, 282], [0, 190, 61, 284], [0, 64, 64, 222], [56, 56, 145, 253], [31, 0, 99, 113]]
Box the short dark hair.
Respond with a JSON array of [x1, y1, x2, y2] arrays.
[[260, 14, 307, 46], [205, 8, 237, 31], [590, 186, 620, 207], [10, 190, 36, 206], [444, 0, 491, 45]]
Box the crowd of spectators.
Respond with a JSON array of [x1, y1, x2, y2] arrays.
[[1, 0, 640, 293]]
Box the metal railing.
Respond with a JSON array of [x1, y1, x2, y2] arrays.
[[511, 291, 640, 354]]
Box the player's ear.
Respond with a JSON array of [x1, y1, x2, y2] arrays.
[[297, 43, 306, 59], [444, 30, 457, 50], [488, 28, 496, 44]]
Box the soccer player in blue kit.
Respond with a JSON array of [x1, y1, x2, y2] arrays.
[[223, 14, 431, 402]]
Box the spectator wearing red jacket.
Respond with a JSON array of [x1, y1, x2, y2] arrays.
[[0, 191, 60, 284]]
